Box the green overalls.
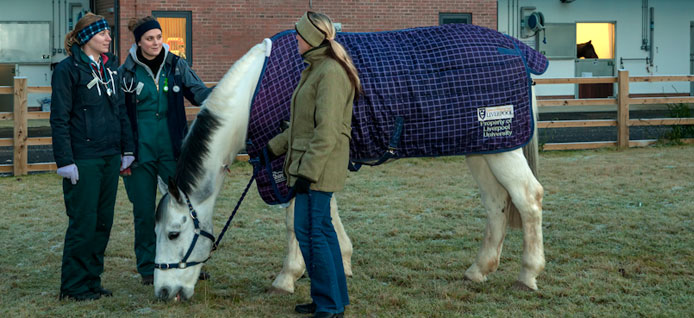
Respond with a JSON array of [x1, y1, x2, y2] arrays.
[[122, 63, 176, 278]]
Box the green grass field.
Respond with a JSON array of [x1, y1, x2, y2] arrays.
[[0, 145, 692, 317]]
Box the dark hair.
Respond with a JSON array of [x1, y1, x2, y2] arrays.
[[128, 16, 157, 32]]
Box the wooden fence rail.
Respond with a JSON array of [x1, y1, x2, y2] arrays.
[[2, 70, 693, 175], [535, 70, 694, 150]]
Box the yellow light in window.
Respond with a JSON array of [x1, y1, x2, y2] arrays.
[[576, 23, 614, 59], [157, 17, 187, 59]]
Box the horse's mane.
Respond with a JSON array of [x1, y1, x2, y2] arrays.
[[171, 40, 269, 197], [173, 107, 222, 196]]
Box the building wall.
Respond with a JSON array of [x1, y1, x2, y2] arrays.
[[117, 0, 497, 82], [498, 0, 694, 96]]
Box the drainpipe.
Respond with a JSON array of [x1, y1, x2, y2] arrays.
[[649, 7, 654, 66], [641, 0, 648, 51], [115, 0, 120, 61]]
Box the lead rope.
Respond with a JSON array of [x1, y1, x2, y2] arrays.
[[212, 171, 256, 251]]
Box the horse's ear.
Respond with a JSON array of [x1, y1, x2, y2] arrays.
[[168, 177, 183, 203], [157, 176, 169, 195]]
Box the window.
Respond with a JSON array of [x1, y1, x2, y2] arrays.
[[152, 11, 192, 64], [439, 13, 471, 25], [576, 23, 615, 59], [537, 23, 576, 59]]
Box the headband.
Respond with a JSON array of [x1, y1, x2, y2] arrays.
[[134, 19, 162, 43], [77, 19, 110, 45], [295, 12, 326, 47]]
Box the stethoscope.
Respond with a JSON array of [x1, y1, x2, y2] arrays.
[[87, 61, 117, 97], [121, 67, 180, 95]]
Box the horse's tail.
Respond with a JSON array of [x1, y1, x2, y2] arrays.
[[507, 86, 539, 229]]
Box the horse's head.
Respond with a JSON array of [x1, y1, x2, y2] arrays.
[[577, 40, 598, 59], [153, 178, 214, 301]]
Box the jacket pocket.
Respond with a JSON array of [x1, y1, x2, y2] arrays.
[[341, 124, 352, 140], [287, 138, 310, 176]]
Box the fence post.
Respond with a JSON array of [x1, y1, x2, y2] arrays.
[[13, 77, 28, 176], [617, 70, 630, 150]]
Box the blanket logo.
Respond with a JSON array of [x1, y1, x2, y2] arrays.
[[272, 170, 287, 183], [478, 105, 515, 138], [477, 105, 514, 122]]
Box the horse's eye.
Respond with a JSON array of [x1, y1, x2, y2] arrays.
[[168, 232, 180, 240]]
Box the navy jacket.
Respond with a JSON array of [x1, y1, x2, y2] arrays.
[[50, 45, 135, 168]]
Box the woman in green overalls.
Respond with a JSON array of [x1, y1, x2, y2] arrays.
[[51, 13, 135, 301], [119, 16, 212, 285]]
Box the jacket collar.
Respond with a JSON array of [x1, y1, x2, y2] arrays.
[[70, 45, 113, 67], [301, 45, 330, 65], [125, 43, 171, 75]]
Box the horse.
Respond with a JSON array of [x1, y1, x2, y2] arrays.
[[153, 26, 545, 302], [577, 40, 598, 59]]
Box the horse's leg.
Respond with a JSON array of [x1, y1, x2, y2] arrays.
[[464, 155, 509, 283], [271, 198, 304, 293], [330, 196, 353, 277], [271, 196, 352, 293], [484, 149, 545, 290]]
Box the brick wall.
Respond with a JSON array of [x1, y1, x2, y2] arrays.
[[117, 0, 496, 82]]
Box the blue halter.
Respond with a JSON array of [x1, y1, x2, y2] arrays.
[[154, 193, 215, 270]]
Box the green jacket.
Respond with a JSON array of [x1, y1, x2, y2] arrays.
[[268, 46, 355, 192]]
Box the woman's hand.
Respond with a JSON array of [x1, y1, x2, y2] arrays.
[[57, 164, 79, 185], [293, 176, 312, 194]]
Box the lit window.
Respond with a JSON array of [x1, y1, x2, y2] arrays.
[[576, 23, 615, 59], [153, 11, 192, 64]]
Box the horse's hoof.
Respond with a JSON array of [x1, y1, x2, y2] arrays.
[[268, 286, 292, 294], [463, 267, 486, 283], [512, 280, 537, 292]]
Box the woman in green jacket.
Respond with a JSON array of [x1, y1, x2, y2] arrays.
[[119, 16, 212, 285], [266, 11, 361, 318], [51, 13, 135, 301]]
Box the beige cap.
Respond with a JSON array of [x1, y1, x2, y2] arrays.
[[295, 12, 326, 47]]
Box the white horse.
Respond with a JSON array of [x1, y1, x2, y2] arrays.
[[153, 38, 544, 301]]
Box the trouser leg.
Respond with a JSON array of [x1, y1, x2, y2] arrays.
[[123, 161, 157, 277], [294, 191, 347, 314], [60, 157, 108, 296], [87, 154, 119, 290]]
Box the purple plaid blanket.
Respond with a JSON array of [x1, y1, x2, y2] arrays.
[[246, 23, 548, 204]]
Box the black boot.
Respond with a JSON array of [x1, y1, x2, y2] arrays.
[[141, 275, 154, 285], [92, 286, 113, 297], [60, 291, 101, 301], [294, 302, 317, 314], [312, 312, 344, 318]]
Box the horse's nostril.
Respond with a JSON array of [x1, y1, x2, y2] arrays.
[[158, 287, 169, 300]]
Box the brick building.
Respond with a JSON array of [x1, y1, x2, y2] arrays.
[[97, 0, 496, 82]]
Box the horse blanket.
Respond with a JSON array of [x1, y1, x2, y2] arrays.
[[246, 23, 549, 204]]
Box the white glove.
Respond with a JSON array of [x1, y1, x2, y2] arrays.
[[57, 164, 79, 185], [121, 155, 135, 171]]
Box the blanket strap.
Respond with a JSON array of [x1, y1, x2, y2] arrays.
[[349, 116, 404, 171]]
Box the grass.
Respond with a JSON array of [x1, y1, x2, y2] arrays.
[[0, 145, 692, 317]]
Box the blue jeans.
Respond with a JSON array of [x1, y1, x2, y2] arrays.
[[294, 191, 349, 314]]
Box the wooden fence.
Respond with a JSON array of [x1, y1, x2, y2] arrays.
[[1, 70, 693, 175], [535, 70, 694, 150]]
